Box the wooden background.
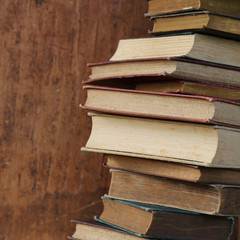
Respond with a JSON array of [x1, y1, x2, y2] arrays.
[[0, 1, 150, 239]]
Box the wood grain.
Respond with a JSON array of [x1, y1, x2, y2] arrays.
[[0, 1, 150, 239]]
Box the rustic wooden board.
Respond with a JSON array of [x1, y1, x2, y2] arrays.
[[0, 0, 150, 239]]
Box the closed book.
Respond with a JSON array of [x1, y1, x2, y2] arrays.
[[135, 80, 240, 101], [96, 197, 234, 240], [82, 113, 240, 168], [109, 34, 240, 68], [69, 220, 154, 240], [86, 58, 240, 88], [105, 154, 240, 186], [107, 170, 240, 215], [82, 86, 240, 127], [146, 0, 240, 18], [150, 11, 240, 40]]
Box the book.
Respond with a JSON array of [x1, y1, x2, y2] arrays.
[[82, 85, 240, 126], [146, 0, 240, 18], [150, 11, 240, 39], [105, 154, 240, 186], [86, 59, 240, 88], [135, 80, 240, 101], [109, 34, 240, 68], [96, 197, 234, 240], [69, 220, 154, 240], [82, 113, 240, 168], [107, 170, 240, 215]]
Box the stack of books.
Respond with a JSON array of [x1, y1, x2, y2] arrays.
[[70, 0, 240, 239]]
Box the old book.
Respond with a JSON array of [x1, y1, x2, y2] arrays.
[[82, 113, 240, 168], [109, 34, 240, 68], [135, 80, 240, 100], [105, 155, 240, 185], [69, 220, 153, 240], [86, 59, 240, 88], [146, 0, 240, 18], [150, 11, 240, 39], [96, 197, 234, 240], [82, 86, 240, 126], [107, 170, 240, 215]]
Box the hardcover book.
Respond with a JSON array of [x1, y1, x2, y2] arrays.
[[82, 85, 240, 126], [146, 0, 240, 18], [109, 34, 240, 68], [82, 113, 240, 168], [86, 58, 240, 88], [96, 197, 234, 240], [135, 80, 240, 101], [105, 154, 240, 186], [69, 220, 154, 240], [149, 11, 240, 40], [107, 170, 240, 215]]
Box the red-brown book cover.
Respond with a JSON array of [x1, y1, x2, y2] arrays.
[[84, 57, 240, 86], [81, 85, 240, 128]]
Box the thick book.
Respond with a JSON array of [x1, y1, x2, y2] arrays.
[[86, 58, 240, 88], [69, 220, 154, 240], [109, 34, 240, 68], [105, 154, 240, 186], [135, 80, 240, 101], [96, 197, 234, 240], [146, 0, 240, 18], [82, 113, 240, 168], [82, 86, 240, 126], [107, 170, 240, 215], [150, 11, 240, 40]]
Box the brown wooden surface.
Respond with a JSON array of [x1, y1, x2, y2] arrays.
[[0, 1, 150, 239]]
